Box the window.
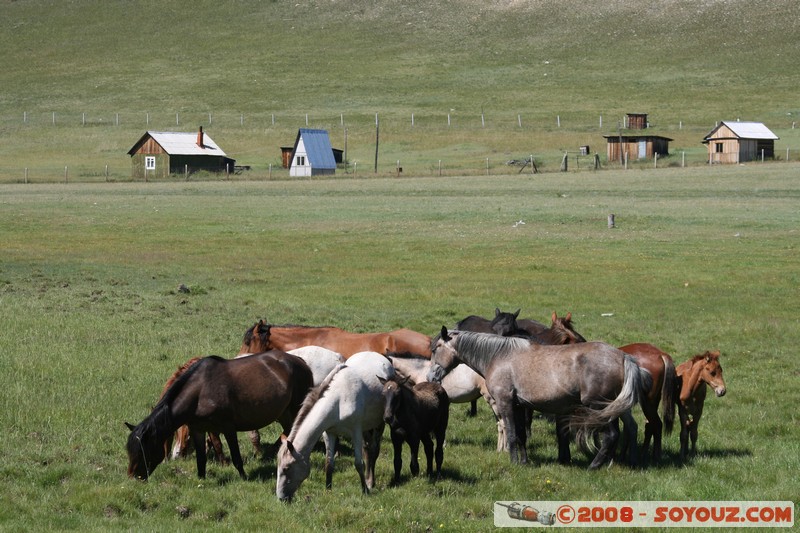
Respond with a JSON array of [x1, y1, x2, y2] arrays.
[[296, 156, 305, 166], [145, 156, 156, 170], [715, 143, 724, 153]]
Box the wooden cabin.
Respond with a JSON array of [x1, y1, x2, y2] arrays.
[[289, 129, 336, 177], [603, 134, 672, 162], [702, 121, 779, 164], [603, 113, 671, 162], [128, 127, 235, 179]]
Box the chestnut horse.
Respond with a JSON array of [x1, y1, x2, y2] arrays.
[[674, 350, 727, 460], [125, 350, 313, 480], [617, 343, 677, 463], [240, 319, 431, 358]]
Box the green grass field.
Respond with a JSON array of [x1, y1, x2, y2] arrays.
[[1, 165, 797, 530], [1, 1, 798, 529]]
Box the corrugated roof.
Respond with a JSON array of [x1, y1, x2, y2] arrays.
[[129, 131, 228, 156], [708, 121, 779, 140], [296, 129, 336, 169]]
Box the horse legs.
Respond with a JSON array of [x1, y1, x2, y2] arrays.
[[512, 403, 529, 464], [390, 429, 404, 484], [555, 416, 572, 465], [323, 431, 337, 489], [247, 429, 263, 457], [408, 435, 421, 477], [621, 410, 639, 467], [468, 399, 478, 417], [190, 428, 208, 479], [223, 431, 246, 479], [420, 433, 435, 478], [677, 404, 690, 460], [363, 427, 382, 491], [433, 427, 446, 480], [588, 419, 620, 470]]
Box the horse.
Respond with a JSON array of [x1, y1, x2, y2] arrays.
[[495, 310, 587, 345], [125, 350, 313, 480], [428, 328, 651, 469], [167, 345, 346, 462], [378, 375, 449, 483], [240, 319, 430, 358], [618, 343, 677, 463], [276, 351, 394, 502], [674, 350, 727, 460]]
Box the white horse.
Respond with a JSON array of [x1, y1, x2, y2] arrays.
[[276, 351, 394, 502]]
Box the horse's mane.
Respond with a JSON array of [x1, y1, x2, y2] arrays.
[[455, 331, 530, 367], [160, 356, 203, 397], [288, 363, 346, 439], [155, 356, 222, 410]]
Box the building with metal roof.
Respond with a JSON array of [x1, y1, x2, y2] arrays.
[[289, 129, 336, 177], [703, 121, 779, 164], [127, 127, 235, 179]]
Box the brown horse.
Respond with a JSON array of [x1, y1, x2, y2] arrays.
[[674, 350, 727, 460], [126, 350, 313, 480], [617, 343, 676, 463], [378, 375, 449, 483], [240, 320, 431, 358], [158, 356, 228, 463]]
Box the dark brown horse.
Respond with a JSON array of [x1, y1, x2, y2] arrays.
[[240, 320, 431, 358], [126, 350, 313, 480], [618, 343, 677, 463], [674, 350, 727, 460], [378, 375, 449, 483], [429, 328, 651, 469]]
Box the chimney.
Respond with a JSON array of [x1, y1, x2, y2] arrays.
[[197, 126, 204, 148]]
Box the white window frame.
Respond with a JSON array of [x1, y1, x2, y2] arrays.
[[145, 156, 156, 170]]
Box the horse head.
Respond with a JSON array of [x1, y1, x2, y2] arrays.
[[276, 435, 311, 502], [490, 308, 521, 336], [700, 350, 726, 397], [378, 375, 410, 428], [550, 311, 587, 344], [240, 319, 271, 355], [125, 420, 166, 481], [427, 327, 461, 383]]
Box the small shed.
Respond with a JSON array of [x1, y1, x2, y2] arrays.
[[702, 121, 779, 164], [603, 134, 672, 162], [603, 113, 671, 162], [128, 127, 234, 179], [289, 129, 336, 177]]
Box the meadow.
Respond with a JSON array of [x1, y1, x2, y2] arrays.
[[0, 164, 798, 531]]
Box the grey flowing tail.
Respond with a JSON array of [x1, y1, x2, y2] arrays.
[[572, 354, 652, 450]]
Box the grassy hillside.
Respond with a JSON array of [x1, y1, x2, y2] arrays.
[[1, 0, 799, 178]]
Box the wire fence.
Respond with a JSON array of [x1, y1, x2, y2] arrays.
[[2, 109, 798, 183]]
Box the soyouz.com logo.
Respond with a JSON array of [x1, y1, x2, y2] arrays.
[[494, 501, 794, 528]]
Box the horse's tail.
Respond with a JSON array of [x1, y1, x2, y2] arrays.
[[573, 354, 651, 449], [660, 355, 677, 435]]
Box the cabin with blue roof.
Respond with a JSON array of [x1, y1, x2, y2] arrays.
[[289, 128, 336, 177]]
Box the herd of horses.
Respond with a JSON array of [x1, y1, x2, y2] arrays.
[[125, 309, 727, 501]]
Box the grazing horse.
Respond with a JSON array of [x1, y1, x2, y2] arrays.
[[240, 320, 430, 358], [276, 351, 394, 502], [379, 375, 449, 483], [618, 343, 677, 463], [674, 350, 727, 460], [167, 346, 346, 462], [428, 328, 650, 469], [126, 351, 313, 480]]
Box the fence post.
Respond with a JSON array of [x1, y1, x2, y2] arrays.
[[486, 157, 489, 175], [682, 151, 685, 168], [561, 152, 568, 172], [438, 160, 442, 177], [518, 114, 522, 128], [64, 166, 68, 183], [654, 153, 658, 169], [24, 167, 28, 184]]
